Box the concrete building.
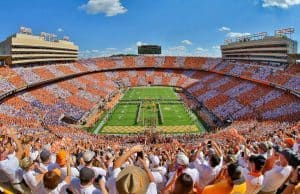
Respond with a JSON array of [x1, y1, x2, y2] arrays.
[[221, 30, 298, 64], [0, 29, 78, 65]]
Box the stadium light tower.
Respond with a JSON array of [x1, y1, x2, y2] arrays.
[[253, 32, 268, 40], [224, 38, 232, 44], [19, 26, 32, 35], [40, 32, 47, 40], [63, 36, 70, 41], [20, 26, 26, 33], [275, 27, 295, 38]]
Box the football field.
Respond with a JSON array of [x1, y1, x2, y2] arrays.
[[122, 87, 179, 100], [93, 87, 206, 134]]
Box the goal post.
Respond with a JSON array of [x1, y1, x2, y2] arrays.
[[157, 102, 164, 124]]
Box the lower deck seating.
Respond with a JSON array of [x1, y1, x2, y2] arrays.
[[0, 68, 299, 135]]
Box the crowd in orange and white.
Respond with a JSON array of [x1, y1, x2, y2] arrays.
[[0, 120, 299, 194], [0, 67, 299, 134], [0, 57, 299, 194], [1, 57, 299, 98]]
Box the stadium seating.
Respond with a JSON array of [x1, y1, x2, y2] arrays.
[[0, 56, 299, 136]]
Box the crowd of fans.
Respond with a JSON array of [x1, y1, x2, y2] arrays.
[[186, 72, 300, 122], [0, 56, 299, 194], [212, 61, 299, 92], [0, 67, 299, 136], [1, 57, 299, 98], [0, 120, 299, 194]]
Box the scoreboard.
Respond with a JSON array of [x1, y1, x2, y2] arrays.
[[138, 45, 161, 54]]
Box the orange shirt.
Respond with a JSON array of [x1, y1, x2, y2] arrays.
[[263, 156, 276, 174], [202, 180, 232, 194], [230, 182, 247, 194], [202, 180, 246, 194], [0, 186, 14, 194]]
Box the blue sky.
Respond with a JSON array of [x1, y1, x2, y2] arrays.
[[0, 0, 299, 58]]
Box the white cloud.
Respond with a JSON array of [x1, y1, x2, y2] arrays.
[[195, 47, 208, 52], [80, 0, 127, 16], [106, 48, 117, 50], [124, 47, 133, 52], [227, 32, 251, 38], [161, 45, 221, 57], [169, 46, 187, 51], [162, 46, 187, 56], [136, 41, 148, 47], [262, 0, 300, 8], [181, 40, 193, 45], [57, 28, 63, 32], [218, 26, 231, 32], [212, 45, 220, 50]]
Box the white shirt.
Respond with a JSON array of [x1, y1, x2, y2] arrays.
[[293, 143, 300, 153], [71, 178, 102, 194], [92, 167, 106, 178], [261, 164, 292, 192], [0, 168, 9, 183], [37, 181, 69, 194], [57, 166, 79, 181], [40, 162, 57, 172], [194, 157, 223, 188], [167, 167, 199, 188], [238, 155, 248, 168], [30, 149, 39, 161], [0, 153, 23, 184], [151, 168, 166, 191], [78, 166, 107, 180], [23, 170, 40, 194], [242, 168, 264, 194], [106, 168, 157, 194]]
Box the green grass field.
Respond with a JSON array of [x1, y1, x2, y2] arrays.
[[122, 87, 179, 100], [93, 87, 206, 134], [160, 104, 193, 125]]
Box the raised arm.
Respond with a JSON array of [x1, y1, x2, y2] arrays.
[[139, 158, 155, 183], [98, 178, 108, 194], [7, 130, 24, 160], [64, 153, 72, 184], [162, 171, 178, 194], [114, 145, 143, 169], [191, 142, 205, 161], [212, 141, 223, 158]]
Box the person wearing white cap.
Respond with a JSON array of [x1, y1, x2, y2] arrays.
[[191, 141, 223, 189], [79, 150, 107, 182], [149, 155, 167, 191], [165, 152, 199, 191], [39, 149, 57, 172]]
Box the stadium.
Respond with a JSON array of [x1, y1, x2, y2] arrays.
[[0, 1, 300, 194]]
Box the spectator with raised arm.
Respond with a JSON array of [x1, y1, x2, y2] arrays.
[[202, 162, 247, 194], [0, 129, 29, 194], [107, 145, 157, 194]]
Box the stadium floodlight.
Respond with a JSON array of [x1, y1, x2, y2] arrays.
[[253, 32, 267, 40], [275, 27, 295, 38], [52, 34, 58, 42], [20, 26, 26, 33], [40, 32, 47, 38], [63, 36, 70, 41], [47, 34, 57, 42], [256, 32, 268, 36], [224, 38, 231, 44], [27, 28, 32, 35], [19, 27, 33, 35]]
